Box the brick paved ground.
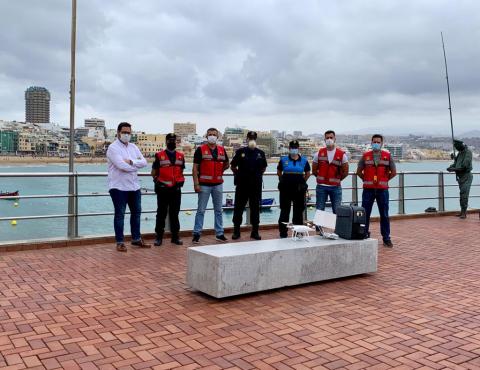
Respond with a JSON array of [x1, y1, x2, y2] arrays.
[[1, 216, 480, 369]]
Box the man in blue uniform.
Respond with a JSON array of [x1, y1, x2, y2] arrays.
[[277, 140, 311, 238], [230, 131, 268, 240]]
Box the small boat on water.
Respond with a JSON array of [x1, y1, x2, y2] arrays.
[[0, 190, 19, 199], [223, 196, 276, 211]]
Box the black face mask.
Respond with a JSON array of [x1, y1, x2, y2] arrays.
[[167, 142, 176, 151]]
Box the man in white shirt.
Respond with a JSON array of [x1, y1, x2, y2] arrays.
[[107, 122, 150, 252], [311, 130, 349, 214]]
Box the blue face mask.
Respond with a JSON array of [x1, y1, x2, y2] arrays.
[[371, 143, 381, 151], [289, 149, 299, 155]]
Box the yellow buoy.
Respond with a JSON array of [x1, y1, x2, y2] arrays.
[[13, 202, 19, 207], [11, 220, 17, 226]]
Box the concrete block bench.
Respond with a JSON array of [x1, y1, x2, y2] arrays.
[[187, 237, 378, 298]]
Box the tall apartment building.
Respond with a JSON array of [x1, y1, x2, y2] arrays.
[[174, 122, 196, 141], [25, 86, 50, 123], [84, 118, 105, 129]]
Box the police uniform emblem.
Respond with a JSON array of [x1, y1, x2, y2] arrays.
[[241, 153, 245, 158]]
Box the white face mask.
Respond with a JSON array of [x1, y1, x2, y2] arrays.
[[120, 133, 131, 143], [248, 140, 256, 149], [207, 135, 217, 144], [325, 138, 335, 147]]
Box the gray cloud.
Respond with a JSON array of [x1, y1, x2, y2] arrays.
[[1, 0, 479, 134]]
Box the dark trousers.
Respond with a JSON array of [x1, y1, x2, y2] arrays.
[[458, 173, 473, 211], [155, 186, 181, 239], [232, 182, 262, 229], [109, 189, 142, 243], [278, 184, 306, 236], [362, 188, 390, 242]]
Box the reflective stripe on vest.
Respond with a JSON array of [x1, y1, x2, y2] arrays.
[[199, 144, 225, 184], [316, 147, 345, 186], [362, 150, 390, 190], [156, 150, 185, 187]]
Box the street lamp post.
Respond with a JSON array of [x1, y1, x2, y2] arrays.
[[67, 0, 78, 238]]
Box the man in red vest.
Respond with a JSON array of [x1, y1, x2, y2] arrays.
[[192, 128, 230, 244], [151, 133, 185, 246], [356, 134, 397, 248], [312, 130, 349, 214]]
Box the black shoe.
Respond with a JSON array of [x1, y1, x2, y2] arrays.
[[232, 227, 241, 240], [131, 239, 151, 248], [280, 233, 288, 239], [459, 211, 467, 219], [154, 239, 162, 246], [215, 234, 228, 242], [383, 240, 393, 248], [250, 231, 261, 240], [364, 232, 371, 239], [171, 238, 183, 246], [192, 234, 200, 244]]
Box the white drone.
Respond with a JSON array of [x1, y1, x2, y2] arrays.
[[282, 222, 316, 241]]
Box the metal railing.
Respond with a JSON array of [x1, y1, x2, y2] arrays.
[[0, 171, 479, 241]]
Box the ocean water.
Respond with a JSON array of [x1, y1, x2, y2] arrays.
[[0, 160, 478, 243]]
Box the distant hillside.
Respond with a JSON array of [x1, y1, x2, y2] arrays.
[[460, 130, 480, 138]]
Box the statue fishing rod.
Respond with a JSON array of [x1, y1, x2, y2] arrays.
[[441, 32, 456, 156]]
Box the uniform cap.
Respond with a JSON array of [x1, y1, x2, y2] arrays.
[[247, 131, 257, 140], [289, 140, 300, 148]]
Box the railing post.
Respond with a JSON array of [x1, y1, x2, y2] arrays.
[[398, 172, 405, 215], [351, 174, 358, 206], [67, 172, 78, 238], [438, 171, 445, 212], [74, 172, 78, 237]]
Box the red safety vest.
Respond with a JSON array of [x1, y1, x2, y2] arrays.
[[199, 144, 226, 184], [316, 147, 345, 186], [362, 149, 391, 189], [156, 150, 185, 187]]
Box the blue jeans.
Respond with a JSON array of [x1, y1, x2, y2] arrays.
[[109, 189, 142, 243], [316, 185, 342, 214], [361, 188, 390, 242], [193, 184, 224, 236]]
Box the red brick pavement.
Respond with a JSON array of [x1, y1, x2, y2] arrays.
[[1, 216, 480, 369]]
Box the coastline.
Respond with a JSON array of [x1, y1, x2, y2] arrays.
[[0, 155, 107, 164], [0, 155, 459, 166]]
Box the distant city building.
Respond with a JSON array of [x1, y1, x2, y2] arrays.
[[223, 127, 247, 147], [136, 133, 166, 156], [25, 86, 50, 123], [293, 130, 303, 138], [84, 118, 106, 139], [84, 118, 105, 128], [174, 122, 196, 141], [256, 131, 276, 158], [74, 127, 90, 140], [384, 144, 404, 160], [0, 130, 18, 153]]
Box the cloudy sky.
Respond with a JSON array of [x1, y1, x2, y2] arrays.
[[1, 0, 479, 135]]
